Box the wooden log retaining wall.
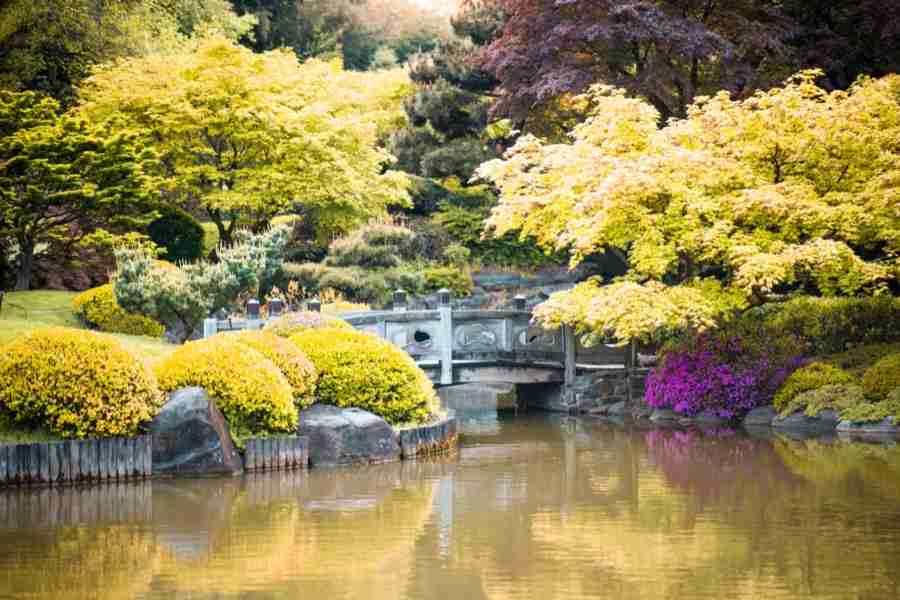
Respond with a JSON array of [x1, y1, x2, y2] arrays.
[[243, 436, 309, 472], [0, 481, 152, 528], [0, 436, 152, 487]]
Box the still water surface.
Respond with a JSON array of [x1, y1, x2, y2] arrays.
[[2, 412, 900, 599]]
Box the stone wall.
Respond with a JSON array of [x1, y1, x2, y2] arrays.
[[521, 368, 651, 414]]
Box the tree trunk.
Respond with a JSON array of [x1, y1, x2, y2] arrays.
[[14, 239, 35, 291]]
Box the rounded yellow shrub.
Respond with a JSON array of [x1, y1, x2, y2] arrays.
[[265, 311, 352, 338], [228, 331, 317, 409], [862, 353, 900, 401], [289, 329, 436, 425], [154, 336, 297, 443], [73, 284, 165, 338], [0, 328, 163, 438]]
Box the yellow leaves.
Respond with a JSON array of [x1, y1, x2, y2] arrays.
[[72, 284, 166, 338], [535, 279, 744, 345], [229, 331, 318, 410], [0, 328, 163, 438], [155, 335, 298, 443], [79, 36, 412, 234], [481, 70, 900, 342], [289, 328, 436, 425]]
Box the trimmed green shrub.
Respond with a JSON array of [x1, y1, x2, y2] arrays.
[[443, 243, 471, 267], [229, 331, 317, 409], [420, 266, 473, 297], [357, 223, 416, 252], [824, 342, 900, 376], [264, 311, 353, 338], [280, 262, 329, 293], [0, 328, 163, 438], [778, 384, 866, 418], [115, 225, 291, 341], [155, 336, 298, 444], [841, 388, 900, 424], [73, 284, 166, 338], [773, 362, 855, 412], [290, 329, 437, 425], [147, 208, 205, 264], [319, 267, 390, 304], [384, 268, 426, 296], [765, 296, 900, 355], [325, 237, 400, 269], [861, 353, 900, 401]]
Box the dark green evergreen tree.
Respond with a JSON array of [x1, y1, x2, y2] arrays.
[[387, 1, 505, 182]]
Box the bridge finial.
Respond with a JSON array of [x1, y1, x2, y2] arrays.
[[513, 294, 527, 311], [246, 298, 261, 319], [268, 297, 284, 318], [437, 288, 452, 307], [393, 289, 407, 312]]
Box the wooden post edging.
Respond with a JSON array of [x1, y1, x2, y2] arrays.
[[243, 436, 309, 472], [0, 436, 152, 487]]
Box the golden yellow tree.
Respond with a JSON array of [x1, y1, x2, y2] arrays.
[[477, 72, 900, 343], [79, 37, 412, 245]]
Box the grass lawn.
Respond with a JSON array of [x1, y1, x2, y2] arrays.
[[0, 290, 176, 363], [0, 290, 177, 443]]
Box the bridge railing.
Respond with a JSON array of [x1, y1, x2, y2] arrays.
[[202, 289, 628, 386]]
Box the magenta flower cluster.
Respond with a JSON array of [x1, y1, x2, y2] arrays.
[[645, 332, 805, 419]]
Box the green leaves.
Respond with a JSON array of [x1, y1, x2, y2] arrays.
[[80, 38, 412, 244], [0, 92, 160, 289]]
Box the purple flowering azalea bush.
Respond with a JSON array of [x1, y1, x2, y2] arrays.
[[645, 322, 806, 419]]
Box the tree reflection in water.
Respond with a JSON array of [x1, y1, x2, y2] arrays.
[[2, 417, 900, 599]]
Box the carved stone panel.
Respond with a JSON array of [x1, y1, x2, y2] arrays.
[[514, 324, 563, 353], [386, 321, 440, 358], [453, 320, 504, 352]]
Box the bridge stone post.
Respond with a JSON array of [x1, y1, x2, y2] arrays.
[[438, 289, 453, 386], [202, 318, 217, 339], [562, 325, 578, 409], [393, 289, 407, 312]]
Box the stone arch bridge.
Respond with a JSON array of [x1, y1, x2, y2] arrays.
[[204, 292, 640, 413]]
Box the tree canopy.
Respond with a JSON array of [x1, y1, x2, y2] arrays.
[[0, 0, 254, 103], [0, 91, 159, 290], [476, 0, 900, 128], [477, 72, 900, 344], [79, 37, 412, 246], [233, 0, 451, 70]]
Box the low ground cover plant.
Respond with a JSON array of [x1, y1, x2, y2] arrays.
[[841, 389, 900, 424], [155, 336, 298, 444], [778, 384, 866, 418], [0, 328, 163, 438], [289, 328, 437, 425]]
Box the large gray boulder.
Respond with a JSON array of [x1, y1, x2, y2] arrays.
[[297, 405, 400, 467], [743, 406, 777, 428], [150, 387, 243, 476], [837, 418, 900, 434], [772, 409, 840, 433]]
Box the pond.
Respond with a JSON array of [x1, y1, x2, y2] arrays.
[[1, 411, 900, 599]]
